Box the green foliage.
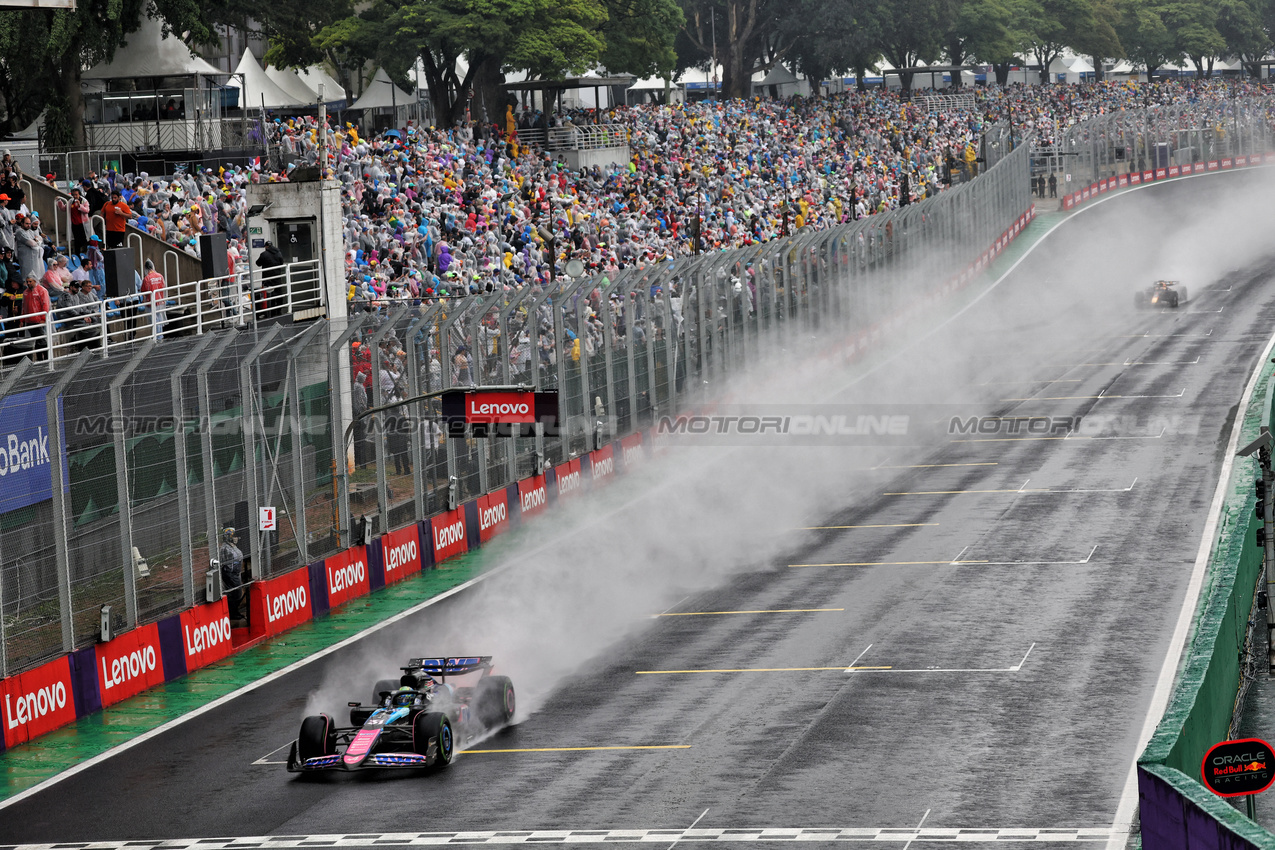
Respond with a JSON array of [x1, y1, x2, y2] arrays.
[[600, 0, 683, 77]]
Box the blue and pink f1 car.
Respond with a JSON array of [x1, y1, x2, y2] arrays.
[[286, 656, 516, 773]]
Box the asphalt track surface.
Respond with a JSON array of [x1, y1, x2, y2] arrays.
[[4, 171, 1275, 846]]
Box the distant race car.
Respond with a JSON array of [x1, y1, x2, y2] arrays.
[[1135, 280, 1188, 308], [286, 656, 515, 773]]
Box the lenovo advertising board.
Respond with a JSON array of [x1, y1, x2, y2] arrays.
[[380, 525, 423, 585], [178, 598, 234, 673], [325, 546, 370, 609], [1, 656, 76, 748], [250, 566, 313, 638], [96, 623, 166, 708]]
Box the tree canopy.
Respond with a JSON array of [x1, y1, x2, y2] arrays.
[[3, 0, 1275, 142]]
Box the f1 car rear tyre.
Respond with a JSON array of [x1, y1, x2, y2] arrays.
[[371, 678, 399, 705], [1178, 287, 1188, 305], [1169, 293, 1179, 307], [476, 676, 516, 727], [413, 711, 454, 768], [298, 714, 336, 761]]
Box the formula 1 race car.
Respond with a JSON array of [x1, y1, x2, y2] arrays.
[[1135, 280, 1188, 308], [286, 657, 515, 773]]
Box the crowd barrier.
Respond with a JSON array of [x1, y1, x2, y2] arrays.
[[1062, 152, 1275, 212], [1137, 372, 1275, 850]]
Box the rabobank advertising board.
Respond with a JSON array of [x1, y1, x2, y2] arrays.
[[0, 388, 68, 514]]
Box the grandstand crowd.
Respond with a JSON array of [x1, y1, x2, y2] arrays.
[[1, 77, 1273, 313]]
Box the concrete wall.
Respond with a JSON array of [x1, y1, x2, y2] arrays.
[[245, 177, 345, 321]]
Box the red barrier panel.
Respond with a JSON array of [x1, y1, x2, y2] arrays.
[[1142, 169, 1154, 182], [1082, 187, 1091, 200], [1208, 161, 1219, 170], [518, 474, 549, 518], [249, 565, 313, 638], [430, 507, 468, 563], [589, 445, 616, 487], [1193, 162, 1206, 173], [1131, 172, 1142, 185], [1, 656, 75, 748], [1155, 168, 1167, 179], [1222, 158, 1233, 169], [554, 458, 584, 500], [1168, 165, 1180, 177], [380, 525, 422, 585], [96, 623, 165, 708], [1119, 175, 1129, 187], [179, 598, 233, 673], [478, 491, 510, 543], [325, 546, 370, 609]]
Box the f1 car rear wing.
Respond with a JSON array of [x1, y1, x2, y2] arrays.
[[404, 657, 493, 678]]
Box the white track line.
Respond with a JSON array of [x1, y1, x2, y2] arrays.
[[844, 644, 875, 673], [1105, 293, 1275, 850], [668, 809, 711, 850], [901, 810, 932, 850], [0, 828, 1119, 847], [954, 545, 1097, 566]]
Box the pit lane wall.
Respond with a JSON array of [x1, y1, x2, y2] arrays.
[[1061, 153, 1275, 213], [1138, 373, 1275, 849]]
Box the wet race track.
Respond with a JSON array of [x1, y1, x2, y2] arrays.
[[4, 172, 1275, 848]]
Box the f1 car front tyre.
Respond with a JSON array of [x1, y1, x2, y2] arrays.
[[414, 711, 454, 768], [297, 714, 336, 761], [476, 676, 516, 728]]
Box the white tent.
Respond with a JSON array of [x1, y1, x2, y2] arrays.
[[266, 64, 323, 105], [83, 15, 222, 80], [228, 49, 305, 111], [349, 68, 414, 110], [297, 66, 347, 103]]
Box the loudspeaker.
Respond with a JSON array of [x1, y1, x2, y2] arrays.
[[103, 247, 135, 299], [200, 233, 228, 280]]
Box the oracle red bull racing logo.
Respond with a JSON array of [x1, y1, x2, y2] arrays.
[[1202, 738, 1275, 797]]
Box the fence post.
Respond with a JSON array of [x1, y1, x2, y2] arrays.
[[171, 335, 216, 608], [367, 305, 409, 535], [328, 315, 369, 549], [196, 330, 240, 591], [284, 321, 326, 566], [109, 339, 156, 630], [47, 350, 90, 651], [406, 306, 441, 522], [240, 325, 284, 579]]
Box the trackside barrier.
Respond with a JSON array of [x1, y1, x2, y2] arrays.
[[1137, 376, 1275, 849], [0, 134, 1054, 752], [1063, 152, 1275, 211]]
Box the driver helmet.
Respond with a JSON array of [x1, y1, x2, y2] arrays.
[[393, 685, 417, 706]]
